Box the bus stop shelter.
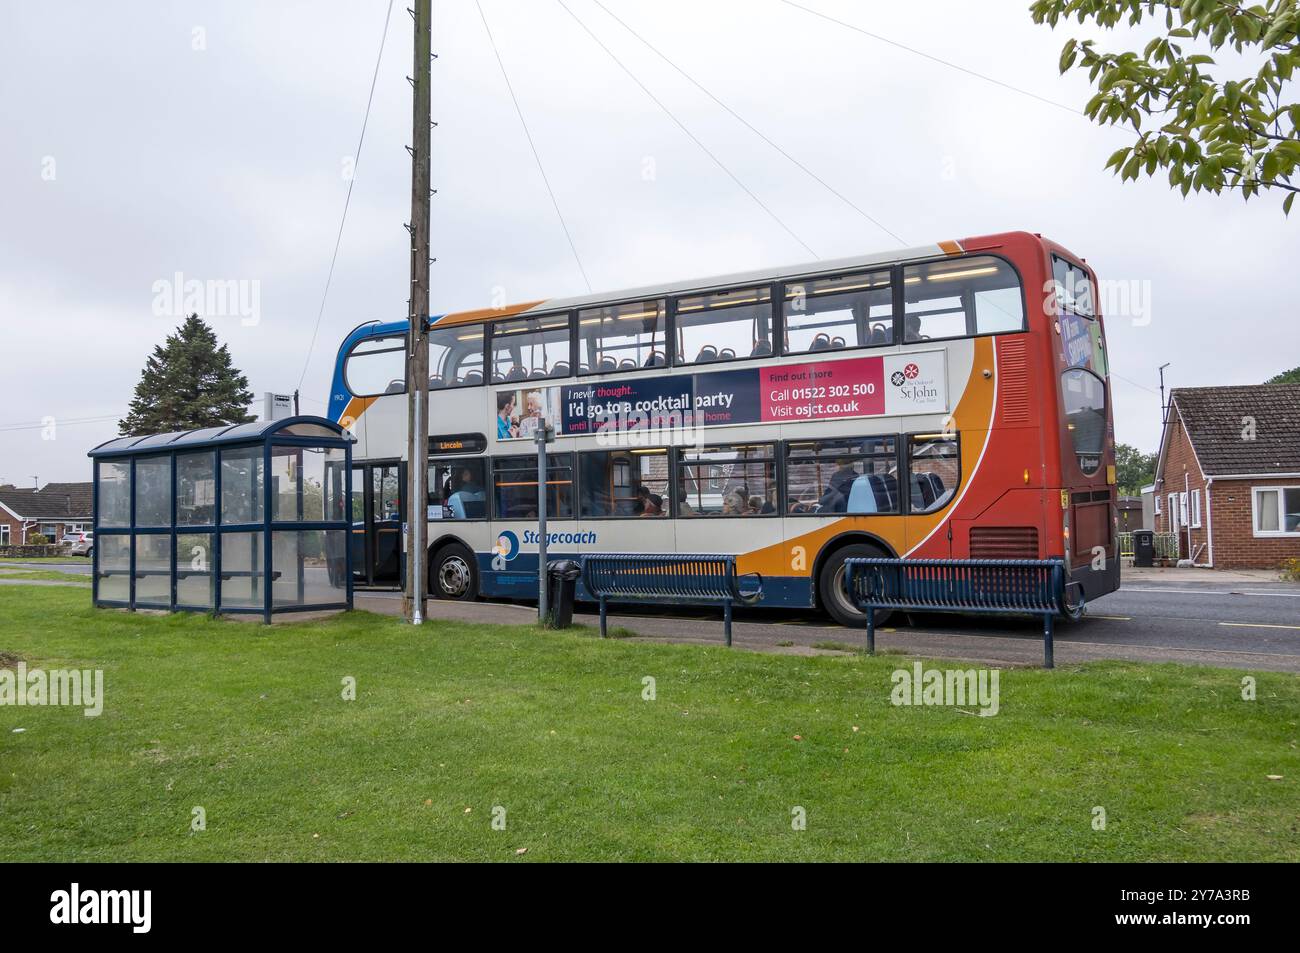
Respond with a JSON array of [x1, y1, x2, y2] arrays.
[[88, 417, 354, 622]]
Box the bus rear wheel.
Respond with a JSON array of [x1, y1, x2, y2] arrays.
[[431, 543, 478, 601], [818, 543, 894, 630]]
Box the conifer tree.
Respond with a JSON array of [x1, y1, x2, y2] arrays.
[[119, 314, 256, 435]]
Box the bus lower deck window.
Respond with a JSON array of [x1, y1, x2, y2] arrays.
[[492, 454, 574, 520], [907, 433, 959, 514], [786, 437, 900, 514], [578, 449, 669, 518], [676, 444, 777, 516]]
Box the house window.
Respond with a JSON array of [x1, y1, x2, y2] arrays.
[[1190, 489, 1202, 529], [1167, 493, 1179, 533], [1178, 492, 1189, 529], [40, 523, 59, 540], [1252, 486, 1300, 536], [0, 525, 9, 545], [1153, 494, 1161, 515]]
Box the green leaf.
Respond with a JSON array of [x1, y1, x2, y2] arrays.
[[1060, 38, 1078, 72], [1285, 192, 1296, 215]]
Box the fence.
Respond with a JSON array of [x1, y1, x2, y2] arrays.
[[1118, 532, 1179, 562]]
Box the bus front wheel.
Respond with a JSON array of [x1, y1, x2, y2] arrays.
[[431, 543, 478, 601], [818, 543, 894, 630]]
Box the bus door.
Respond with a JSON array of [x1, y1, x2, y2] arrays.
[[350, 460, 405, 588]]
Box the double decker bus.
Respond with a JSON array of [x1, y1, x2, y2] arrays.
[[328, 230, 1116, 625]]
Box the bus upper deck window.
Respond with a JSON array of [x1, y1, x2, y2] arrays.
[[1052, 256, 1095, 318], [428, 323, 485, 388], [344, 335, 407, 398], [784, 271, 893, 354], [490, 314, 572, 383], [674, 286, 773, 366], [903, 256, 1024, 341], [577, 299, 666, 374]]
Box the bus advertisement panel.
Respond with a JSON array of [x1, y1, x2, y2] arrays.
[[556, 350, 946, 436]]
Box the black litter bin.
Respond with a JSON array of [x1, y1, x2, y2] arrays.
[[545, 559, 582, 628], [1132, 529, 1155, 567]]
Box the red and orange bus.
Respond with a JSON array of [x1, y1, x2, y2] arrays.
[[328, 229, 1116, 624]]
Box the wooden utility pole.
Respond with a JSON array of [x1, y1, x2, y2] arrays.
[[403, 0, 432, 624]]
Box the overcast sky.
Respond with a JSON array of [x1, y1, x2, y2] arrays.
[[2, 0, 1295, 485]]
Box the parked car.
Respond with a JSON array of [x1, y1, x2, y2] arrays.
[[64, 531, 94, 557]]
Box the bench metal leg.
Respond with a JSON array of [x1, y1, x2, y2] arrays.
[[1043, 612, 1054, 669], [599, 596, 608, 639], [723, 600, 732, 648], [866, 609, 876, 656]]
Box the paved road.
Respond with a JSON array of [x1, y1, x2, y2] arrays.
[[13, 558, 1296, 671], [0, 561, 91, 575], [362, 568, 1300, 672]]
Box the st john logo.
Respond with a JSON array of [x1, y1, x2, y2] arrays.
[[50, 883, 151, 933]]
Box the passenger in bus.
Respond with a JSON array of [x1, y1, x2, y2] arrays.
[[816, 459, 860, 512], [904, 315, 923, 342], [722, 489, 748, 515], [637, 486, 664, 517], [496, 393, 518, 440], [846, 474, 879, 513], [448, 468, 486, 519]]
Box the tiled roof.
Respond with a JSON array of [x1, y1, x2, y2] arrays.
[[1170, 384, 1300, 476], [0, 482, 94, 520]]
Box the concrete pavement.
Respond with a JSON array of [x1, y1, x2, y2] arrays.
[[358, 565, 1300, 672]]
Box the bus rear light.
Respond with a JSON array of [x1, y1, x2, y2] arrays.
[[1023, 468, 1029, 484]]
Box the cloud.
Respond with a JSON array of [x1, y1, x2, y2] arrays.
[[1, 0, 1293, 482]]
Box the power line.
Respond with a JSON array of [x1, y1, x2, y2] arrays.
[[476, 0, 592, 292], [1111, 371, 1161, 396], [295, 0, 396, 393], [778, 0, 1085, 119], [588, 0, 904, 245], [0, 413, 125, 434], [555, 0, 820, 259]]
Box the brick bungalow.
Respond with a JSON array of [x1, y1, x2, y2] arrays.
[[0, 482, 94, 546], [1152, 384, 1300, 569]]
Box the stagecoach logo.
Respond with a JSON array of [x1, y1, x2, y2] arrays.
[[491, 531, 519, 569]]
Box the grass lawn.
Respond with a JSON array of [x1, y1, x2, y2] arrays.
[[1, 584, 1297, 862]]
